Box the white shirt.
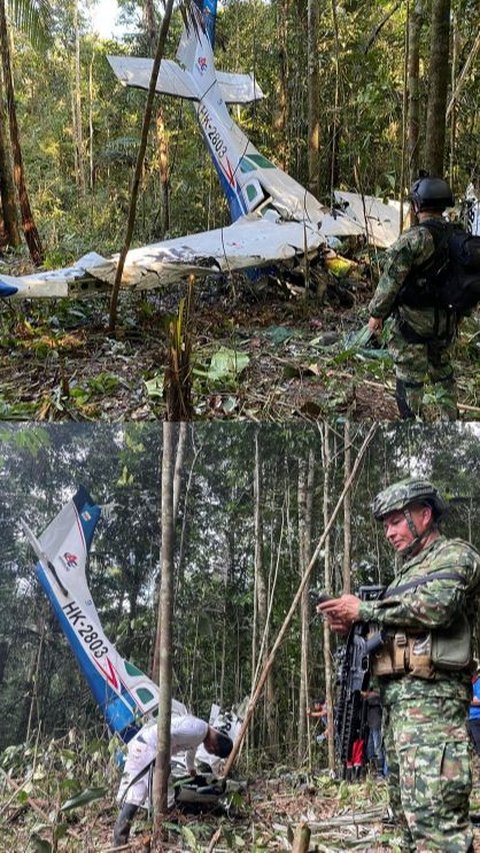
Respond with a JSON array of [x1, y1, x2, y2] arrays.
[[117, 714, 209, 806]]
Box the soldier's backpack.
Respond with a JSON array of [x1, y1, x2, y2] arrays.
[[399, 220, 480, 315]]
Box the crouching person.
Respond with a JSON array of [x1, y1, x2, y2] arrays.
[[113, 714, 233, 847]]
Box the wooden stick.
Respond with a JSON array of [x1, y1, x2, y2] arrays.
[[222, 424, 378, 777], [458, 403, 480, 414], [292, 821, 311, 853], [206, 826, 223, 852]]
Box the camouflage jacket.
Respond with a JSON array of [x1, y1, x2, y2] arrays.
[[359, 535, 480, 703], [368, 221, 456, 339]]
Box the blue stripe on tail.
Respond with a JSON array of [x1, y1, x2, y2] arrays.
[[195, 0, 217, 47]]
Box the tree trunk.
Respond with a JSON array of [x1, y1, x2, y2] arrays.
[[88, 54, 94, 193], [143, 0, 170, 240], [156, 107, 170, 237], [253, 429, 276, 753], [297, 456, 308, 763], [0, 640, 8, 687], [273, 0, 289, 171], [222, 425, 378, 778], [152, 422, 187, 683], [407, 0, 423, 184], [424, 0, 451, 176], [292, 822, 311, 853], [108, 0, 175, 331], [321, 422, 336, 772], [448, 14, 459, 186], [328, 0, 341, 201], [297, 449, 315, 765], [73, 0, 86, 195], [0, 0, 43, 264], [307, 0, 320, 197], [143, 0, 157, 50], [0, 68, 20, 248], [152, 422, 176, 841]]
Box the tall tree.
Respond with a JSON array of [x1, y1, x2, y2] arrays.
[[297, 448, 315, 764], [253, 429, 276, 751], [425, 0, 451, 176], [307, 0, 320, 196], [321, 422, 336, 771], [72, 0, 86, 194], [407, 0, 423, 185], [0, 0, 50, 263], [152, 422, 176, 836], [143, 0, 171, 237], [0, 75, 21, 248], [108, 0, 175, 330], [273, 0, 289, 171]]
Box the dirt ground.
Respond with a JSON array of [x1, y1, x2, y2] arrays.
[[2, 258, 480, 422], [2, 762, 480, 852]]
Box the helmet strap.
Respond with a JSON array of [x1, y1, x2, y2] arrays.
[[400, 506, 435, 558]]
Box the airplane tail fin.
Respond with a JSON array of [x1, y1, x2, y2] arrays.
[[25, 488, 186, 741], [194, 0, 217, 48]]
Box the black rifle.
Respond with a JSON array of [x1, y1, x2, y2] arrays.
[[316, 586, 385, 779], [336, 585, 385, 779]]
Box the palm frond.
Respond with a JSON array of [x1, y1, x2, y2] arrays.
[[7, 0, 53, 48]]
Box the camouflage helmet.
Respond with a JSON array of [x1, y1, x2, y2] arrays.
[[372, 478, 447, 522], [410, 176, 454, 212]]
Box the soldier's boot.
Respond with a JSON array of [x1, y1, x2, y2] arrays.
[[113, 803, 139, 847], [431, 374, 458, 420], [395, 378, 421, 419]]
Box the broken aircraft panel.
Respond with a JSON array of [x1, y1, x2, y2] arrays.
[[334, 191, 402, 249], [0, 217, 326, 299]]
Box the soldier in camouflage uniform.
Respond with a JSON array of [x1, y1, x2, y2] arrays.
[[368, 177, 457, 420], [318, 478, 480, 852]]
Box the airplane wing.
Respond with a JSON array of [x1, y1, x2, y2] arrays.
[[24, 486, 187, 740], [0, 215, 327, 300], [108, 55, 264, 105], [334, 191, 402, 248]]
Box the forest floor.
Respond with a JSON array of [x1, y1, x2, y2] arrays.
[[2, 762, 480, 852], [2, 257, 480, 422]]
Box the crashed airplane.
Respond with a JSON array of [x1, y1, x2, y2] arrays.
[[0, 1, 396, 302], [22, 485, 242, 773]]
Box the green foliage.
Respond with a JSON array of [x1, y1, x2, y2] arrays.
[[4, 0, 477, 277], [0, 729, 112, 851], [8, 0, 54, 48], [59, 786, 107, 811]]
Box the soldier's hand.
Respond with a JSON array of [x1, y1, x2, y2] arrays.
[[317, 594, 361, 633], [368, 316, 383, 335]]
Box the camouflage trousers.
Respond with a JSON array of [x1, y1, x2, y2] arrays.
[[383, 695, 473, 852], [388, 322, 457, 420]]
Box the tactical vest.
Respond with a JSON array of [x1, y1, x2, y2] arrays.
[[370, 567, 473, 680]]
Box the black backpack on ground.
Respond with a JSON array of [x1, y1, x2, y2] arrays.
[[399, 219, 480, 315]]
